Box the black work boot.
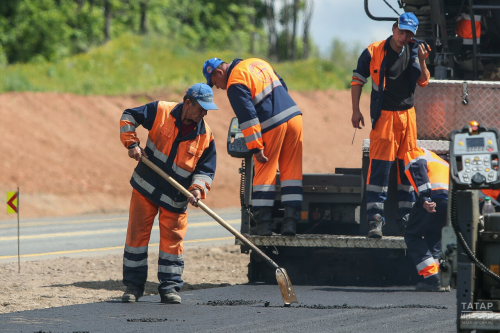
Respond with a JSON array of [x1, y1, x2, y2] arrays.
[[121, 286, 144, 303], [254, 207, 273, 236], [281, 206, 300, 236], [367, 214, 384, 239]]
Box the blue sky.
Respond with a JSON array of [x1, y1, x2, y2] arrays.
[[309, 0, 401, 55]]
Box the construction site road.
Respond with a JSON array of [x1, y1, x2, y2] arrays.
[[0, 208, 241, 263], [0, 284, 456, 332]]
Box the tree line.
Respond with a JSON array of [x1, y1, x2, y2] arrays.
[[0, 0, 315, 65]]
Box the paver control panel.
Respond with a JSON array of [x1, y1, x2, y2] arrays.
[[450, 126, 500, 189]]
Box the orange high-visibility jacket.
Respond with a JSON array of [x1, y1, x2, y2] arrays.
[[226, 58, 301, 153], [120, 101, 216, 213], [404, 147, 449, 202], [351, 36, 431, 128], [456, 13, 481, 45]]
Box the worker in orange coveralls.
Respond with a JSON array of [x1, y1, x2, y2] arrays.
[[203, 57, 303, 236], [351, 12, 431, 238], [119, 83, 218, 304], [404, 147, 450, 292]]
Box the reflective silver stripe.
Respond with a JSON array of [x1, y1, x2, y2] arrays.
[[253, 79, 282, 105], [460, 13, 481, 21], [120, 124, 136, 133], [281, 194, 303, 202], [260, 106, 300, 130], [159, 251, 183, 262], [424, 148, 449, 168], [405, 155, 427, 171], [244, 131, 262, 143], [353, 72, 367, 83], [253, 185, 276, 192], [397, 184, 414, 192], [147, 138, 168, 163], [281, 180, 303, 187], [417, 257, 436, 271], [124, 244, 148, 254], [123, 257, 148, 268], [192, 179, 209, 192], [398, 201, 414, 208], [172, 163, 191, 178], [121, 114, 139, 126], [192, 174, 213, 187], [372, 80, 379, 92], [367, 202, 384, 210], [160, 194, 188, 208], [418, 182, 432, 192], [132, 172, 155, 194], [240, 118, 260, 130], [462, 38, 480, 45], [366, 185, 388, 193], [432, 183, 449, 190], [158, 265, 183, 275], [252, 199, 274, 206]]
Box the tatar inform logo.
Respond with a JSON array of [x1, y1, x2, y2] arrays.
[[249, 62, 273, 84]]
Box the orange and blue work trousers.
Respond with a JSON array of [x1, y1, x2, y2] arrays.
[[367, 108, 417, 221], [252, 115, 303, 211], [404, 196, 447, 282], [123, 189, 187, 293]]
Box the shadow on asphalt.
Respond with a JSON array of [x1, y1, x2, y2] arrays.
[[313, 286, 415, 293], [46, 280, 235, 294]]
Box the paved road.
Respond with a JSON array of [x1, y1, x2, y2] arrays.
[[0, 284, 457, 332], [0, 208, 241, 263]]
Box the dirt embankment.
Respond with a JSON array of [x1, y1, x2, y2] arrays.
[[0, 89, 369, 220]]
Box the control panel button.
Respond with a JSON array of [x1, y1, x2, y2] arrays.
[[486, 168, 490, 172]]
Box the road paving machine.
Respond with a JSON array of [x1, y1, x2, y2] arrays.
[[441, 122, 500, 332]]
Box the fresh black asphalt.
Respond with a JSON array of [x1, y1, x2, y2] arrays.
[[0, 284, 457, 333]]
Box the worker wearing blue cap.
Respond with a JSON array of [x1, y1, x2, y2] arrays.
[[119, 83, 218, 304], [351, 12, 432, 238], [203, 57, 303, 237]]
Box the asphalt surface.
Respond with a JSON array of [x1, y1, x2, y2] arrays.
[[0, 284, 457, 333], [0, 208, 241, 263]]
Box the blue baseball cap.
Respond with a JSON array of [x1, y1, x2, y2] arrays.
[[203, 58, 224, 87], [398, 12, 419, 35], [186, 83, 218, 110]]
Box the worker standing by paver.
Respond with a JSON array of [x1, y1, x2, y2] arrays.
[[202, 57, 303, 236], [404, 147, 449, 292], [119, 83, 218, 304], [351, 12, 431, 238]]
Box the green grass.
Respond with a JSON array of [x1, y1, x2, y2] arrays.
[[0, 33, 354, 95]]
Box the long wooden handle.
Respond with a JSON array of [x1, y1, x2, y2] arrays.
[[141, 157, 279, 269]]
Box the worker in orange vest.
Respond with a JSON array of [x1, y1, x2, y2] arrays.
[[203, 57, 303, 236], [351, 12, 431, 238], [119, 83, 218, 304], [404, 147, 450, 292]]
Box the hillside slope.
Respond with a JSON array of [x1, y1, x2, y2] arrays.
[[0, 90, 370, 219]]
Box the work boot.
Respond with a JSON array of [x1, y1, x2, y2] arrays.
[[281, 206, 300, 236], [367, 214, 384, 239], [254, 207, 273, 236], [121, 286, 144, 303], [160, 289, 182, 304]]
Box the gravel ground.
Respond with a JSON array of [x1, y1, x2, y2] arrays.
[[0, 244, 249, 314]]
